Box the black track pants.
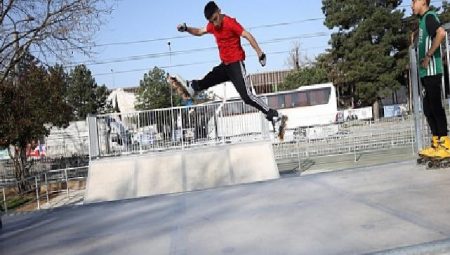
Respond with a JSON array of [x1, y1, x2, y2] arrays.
[[421, 74, 448, 137], [192, 61, 276, 118]]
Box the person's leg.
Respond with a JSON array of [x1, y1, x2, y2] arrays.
[[420, 75, 450, 158], [225, 61, 277, 119], [424, 75, 450, 157], [421, 77, 439, 136], [192, 63, 230, 91], [424, 75, 448, 137]]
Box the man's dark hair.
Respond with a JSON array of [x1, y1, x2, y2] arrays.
[[204, 1, 219, 20], [426, 0, 430, 6]]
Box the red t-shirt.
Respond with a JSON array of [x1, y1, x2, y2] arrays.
[[206, 15, 245, 64]]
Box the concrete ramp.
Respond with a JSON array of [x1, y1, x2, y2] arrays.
[[84, 141, 279, 203]]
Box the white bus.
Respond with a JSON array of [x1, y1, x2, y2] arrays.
[[265, 83, 338, 129], [207, 83, 340, 141]]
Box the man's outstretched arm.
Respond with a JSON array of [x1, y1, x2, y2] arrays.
[[177, 23, 207, 36], [241, 30, 266, 66]]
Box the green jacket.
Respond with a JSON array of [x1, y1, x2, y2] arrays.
[[418, 10, 443, 78]]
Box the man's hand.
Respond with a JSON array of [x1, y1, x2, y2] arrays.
[[421, 56, 430, 69], [259, 52, 266, 67], [177, 23, 188, 32]]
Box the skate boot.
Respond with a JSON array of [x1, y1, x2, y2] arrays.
[[167, 74, 196, 98], [424, 137, 450, 169], [270, 114, 288, 141], [418, 136, 439, 160]]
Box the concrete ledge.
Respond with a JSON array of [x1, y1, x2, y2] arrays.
[[84, 141, 279, 203]]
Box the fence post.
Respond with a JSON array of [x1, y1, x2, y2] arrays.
[[138, 112, 143, 154], [2, 187, 6, 213], [87, 114, 100, 160], [180, 108, 185, 150], [65, 168, 69, 199], [409, 46, 423, 153], [45, 173, 49, 204], [296, 140, 302, 172], [35, 177, 40, 210], [445, 25, 450, 99]]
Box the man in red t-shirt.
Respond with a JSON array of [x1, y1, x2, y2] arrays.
[[171, 1, 286, 131]]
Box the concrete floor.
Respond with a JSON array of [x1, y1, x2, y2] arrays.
[[1, 160, 450, 255]]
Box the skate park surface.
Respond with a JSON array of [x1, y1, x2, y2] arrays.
[[2, 160, 450, 255]]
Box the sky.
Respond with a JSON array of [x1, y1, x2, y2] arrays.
[[74, 0, 421, 89]]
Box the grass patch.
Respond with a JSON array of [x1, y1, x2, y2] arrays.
[[0, 195, 33, 212]]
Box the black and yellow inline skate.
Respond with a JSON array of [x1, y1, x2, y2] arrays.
[[417, 136, 450, 169]]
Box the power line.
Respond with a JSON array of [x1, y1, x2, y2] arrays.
[[31, 0, 442, 57], [94, 45, 329, 77], [67, 2, 436, 66], [68, 32, 330, 67], [73, 17, 326, 49], [81, 0, 444, 49], [84, 2, 442, 80]]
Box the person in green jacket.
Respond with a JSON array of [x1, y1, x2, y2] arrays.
[[412, 0, 450, 158]]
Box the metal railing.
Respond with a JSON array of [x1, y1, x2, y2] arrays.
[[0, 166, 87, 212], [273, 115, 418, 167], [0, 155, 89, 185], [90, 100, 271, 159]]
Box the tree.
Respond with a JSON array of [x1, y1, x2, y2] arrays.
[[66, 64, 111, 120], [135, 67, 181, 110], [279, 65, 329, 91], [0, 54, 72, 189], [95, 85, 113, 115], [286, 41, 306, 70], [0, 0, 113, 82], [434, 1, 450, 24], [322, 0, 409, 106]]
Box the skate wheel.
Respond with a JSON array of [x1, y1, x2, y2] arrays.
[[417, 158, 425, 165], [426, 161, 434, 169]]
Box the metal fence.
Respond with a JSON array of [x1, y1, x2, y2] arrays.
[[273, 115, 418, 169], [0, 166, 87, 212], [45, 137, 89, 158], [0, 155, 89, 185], [91, 100, 271, 158], [87, 94, 433, 173]]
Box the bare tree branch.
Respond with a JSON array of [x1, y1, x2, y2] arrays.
[[0, 0, 114, 82]]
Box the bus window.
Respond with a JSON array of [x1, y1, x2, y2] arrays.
[[297, 92, 308, 107], [223, 101, 256, 116], [268, 96, 278, 109], [285, 94, 293, 108], [268, 95, 286, 109], [264, 86, 332, 110], [278, 95, 285, 108], [308, 88, 331, 106]]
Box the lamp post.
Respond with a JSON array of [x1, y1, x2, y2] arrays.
[[168, 41, 174, 108], [168, 41, 175, 142]]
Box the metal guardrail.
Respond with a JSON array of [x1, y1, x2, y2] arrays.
[[86, 91, 436, 166], [0, 166, 87, 212], [91, 100, 270, 159], [273, 116, 417, 161], [0, 156, 89, 185]]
